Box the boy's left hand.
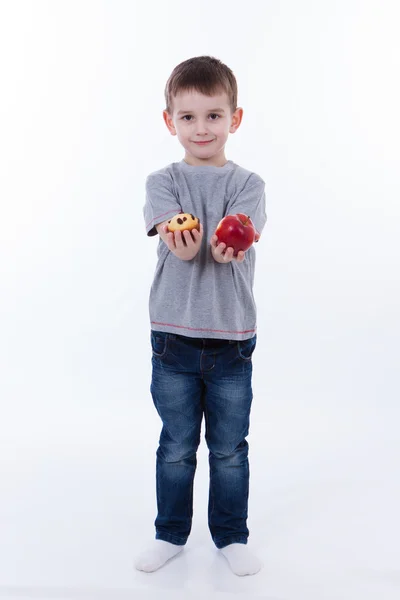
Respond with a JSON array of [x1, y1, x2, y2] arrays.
[[210, 235, 245, 263]]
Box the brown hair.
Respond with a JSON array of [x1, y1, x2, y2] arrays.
[[164, 55, 238, 115]]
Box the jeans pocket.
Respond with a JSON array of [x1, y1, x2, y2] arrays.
[[236, 335, 257, 361], [151, 331, 168, 358]]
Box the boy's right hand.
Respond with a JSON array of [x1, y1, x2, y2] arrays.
[[162, 223, 204, 261]]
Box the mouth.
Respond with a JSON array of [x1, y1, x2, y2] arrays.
[[193, 139, 214, 145]]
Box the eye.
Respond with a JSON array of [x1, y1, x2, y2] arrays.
[[181, 114, 221, 121]]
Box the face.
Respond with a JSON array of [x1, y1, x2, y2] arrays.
[[163, 89, 243, 167]]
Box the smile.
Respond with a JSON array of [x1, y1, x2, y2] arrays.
[[193, 140, 214, 145]]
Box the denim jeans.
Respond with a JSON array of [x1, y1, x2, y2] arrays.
[[149, 330, 257, 550]]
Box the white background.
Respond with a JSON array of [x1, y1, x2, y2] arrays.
[[0, 1, 399, 599]]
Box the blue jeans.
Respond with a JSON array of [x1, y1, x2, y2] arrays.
[[149, 330, 257, 550]]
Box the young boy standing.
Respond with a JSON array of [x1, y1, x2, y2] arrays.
[[136, 56, 267, 577]]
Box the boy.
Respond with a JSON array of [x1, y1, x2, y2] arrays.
[[135, 56, 267, 577]]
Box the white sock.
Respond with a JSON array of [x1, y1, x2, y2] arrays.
[[134, 540, 184, 572], [220, 543, 262, 576]]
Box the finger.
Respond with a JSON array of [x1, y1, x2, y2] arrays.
[[224, 247, 234, 261], [191, 227, 201, 242], [215, 242, 226, 256], [174, 230, 185, 248], [183, 229, 194, 246], [235, 251, 245, 262], [210, 234, 218, 248], [165, 231, 176, 250]]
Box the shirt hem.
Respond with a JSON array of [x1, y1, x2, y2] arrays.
[[150, 321, 257, 341]]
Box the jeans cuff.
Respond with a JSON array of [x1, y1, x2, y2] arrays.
[[156, 531, 187, 546], [214, 535, 248, 549]]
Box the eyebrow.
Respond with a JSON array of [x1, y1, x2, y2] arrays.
[[177, 108, 226, 115]]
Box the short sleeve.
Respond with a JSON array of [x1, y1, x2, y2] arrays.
[[227, 175, 267, 240], [143, 172, 182, 237]]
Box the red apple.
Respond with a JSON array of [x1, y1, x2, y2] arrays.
[[214, 213, 258, 256]]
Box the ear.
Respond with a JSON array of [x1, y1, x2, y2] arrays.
[[163, 110, 177, 136], [229, 107, 243, 134]]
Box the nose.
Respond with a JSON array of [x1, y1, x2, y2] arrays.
[[194, 120, 209, 135]]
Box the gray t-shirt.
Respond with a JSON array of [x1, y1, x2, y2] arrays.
[[143, 159, 267, 341]]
